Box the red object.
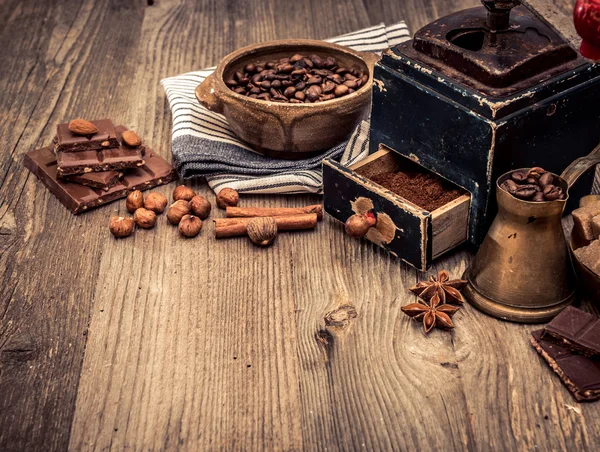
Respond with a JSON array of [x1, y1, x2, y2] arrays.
[[574, 0, 600, 60]]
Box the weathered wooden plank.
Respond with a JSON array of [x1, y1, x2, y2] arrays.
[[4, 0, 600, 452], [0, 0, 147, 450]]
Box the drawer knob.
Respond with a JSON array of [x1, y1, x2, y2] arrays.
[[345, 212, 377, 238]]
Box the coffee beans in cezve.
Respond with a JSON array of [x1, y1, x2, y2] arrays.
[[500, 167, 566, 202], [224, 54, 367, 103]]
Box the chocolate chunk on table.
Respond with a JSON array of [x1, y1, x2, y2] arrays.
[[543, 306, 600, 358], [62, 170, 123, 191], [56, 146, 145, 177], [531, 329, 600, 402], [24, 146, 176, 214], [55, 119, 120, 152]]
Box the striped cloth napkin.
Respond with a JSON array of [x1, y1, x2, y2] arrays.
[[161, 22, 410, 194]]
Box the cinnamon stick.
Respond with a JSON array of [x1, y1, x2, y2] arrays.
[[225, 204, 323, 220], [214, 213, 318, 238]]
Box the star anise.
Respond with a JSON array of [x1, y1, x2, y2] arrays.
[[409, 270, 467, 304], [401, 293, 459, 333]]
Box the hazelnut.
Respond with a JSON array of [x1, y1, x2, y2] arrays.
[[247, 217, 277, 246], [133, 208, 157, 229], [179, 214, 202, 237], [144, 192, 167, 214], [190, 195, 211, 219], [345, 212, 377, 238], [172, 185, 196, 202], [167, 200, 191, 225], [109, 216, 135, 238], [216, 187, 239, 209], [126, 190, 144, 213]]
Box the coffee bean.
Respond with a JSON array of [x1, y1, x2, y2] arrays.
[[543, 185, 562, 201], [503, 167, 567, 203], [513, 186, 537, 200], [511, 171, 528, 183], [284, 86, 296, 98], [539, 172, 554, 187], [226, 52, 366, 103], [334, 84, 349, 97], [323, 81, 336, 93]]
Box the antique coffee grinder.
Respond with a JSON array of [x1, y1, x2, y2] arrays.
[[370, 0, 600, 246]]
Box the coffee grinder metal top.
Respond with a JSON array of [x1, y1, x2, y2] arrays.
[[370, 0, 600, 245]]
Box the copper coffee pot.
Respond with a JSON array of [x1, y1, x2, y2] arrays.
[[463, 144, 600, 323]]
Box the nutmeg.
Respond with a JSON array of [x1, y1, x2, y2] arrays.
[[345, 212, 376, 238], [189, 195, 211, 219], [216, 187, 239, 209], [109, 216, 135, 238], [167, 200, 191, 225], [126, 190, 144, 213], [144, 192, 168, 214], [172, 185, 196, 202], [247, 217, 277, 246], [179, 214, 202, 237], [133, 208, 157, 229]]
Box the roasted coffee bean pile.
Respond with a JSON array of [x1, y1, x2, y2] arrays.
[[500, 167, 566, 202], [225, 53, 367, 103]]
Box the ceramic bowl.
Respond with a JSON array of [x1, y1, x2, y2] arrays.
[[195, 39, 379, 158]]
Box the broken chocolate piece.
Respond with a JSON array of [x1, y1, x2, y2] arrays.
[[543, 306, 600, 358], [531, 329, 600, 402], [24, 146, 176, 214], [56, 146, 145, 177], [55, 119, 119, 152], [63, 170, 123, 191]]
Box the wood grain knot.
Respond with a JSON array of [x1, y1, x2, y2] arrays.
[[315, 329, 334, 362], [324, 304, 357, 330], [0, 347, 36, 364]]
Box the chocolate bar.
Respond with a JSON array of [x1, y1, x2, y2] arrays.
[[56, 146, 145, 177], [24, 146, 176, 214], [531, 330, 600, 402], [63, 170, 123, 191], [543, 306, 600, 357], [55, 119, 119, 152]]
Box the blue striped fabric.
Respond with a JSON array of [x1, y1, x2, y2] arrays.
[[161, 22, 410, 194]]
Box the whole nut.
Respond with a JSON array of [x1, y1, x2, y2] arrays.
[[179, 214, 202, 237], [345, 212, 377, 238], [167, 200, 191, 225], [247, 217, 278, 246], [172, 185, 196, 202], [68, 118, 98, 135], [190, 195, 212, 219], [144, 192, 168, 214], [126, 190, 144, 213], [121, 130, 142, 147], [133, 208, 157, 229], [216, 187, 239, 209], [109, 216, 135, 238]]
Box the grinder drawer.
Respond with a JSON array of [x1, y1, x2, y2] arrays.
[[323, 146, 471, 271]]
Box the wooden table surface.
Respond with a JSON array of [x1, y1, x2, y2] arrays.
[[1, 0, 599, 450]]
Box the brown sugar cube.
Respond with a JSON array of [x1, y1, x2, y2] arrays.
[[592, 215, 600, 240], [574, 239, 600, 275], [572, 202, 600, 241]]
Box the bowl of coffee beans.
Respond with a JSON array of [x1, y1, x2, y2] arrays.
[[196, 39, 379, 157]]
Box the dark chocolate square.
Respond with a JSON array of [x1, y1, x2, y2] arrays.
[[55, 119, 119, 152]]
